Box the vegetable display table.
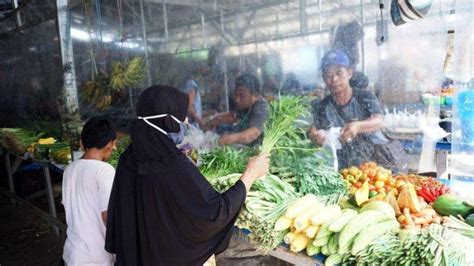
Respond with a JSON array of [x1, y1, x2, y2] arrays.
[[232, 228, 325, 266], [1, 147, 69, 235]]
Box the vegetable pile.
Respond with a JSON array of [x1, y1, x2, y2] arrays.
[[210, 173, 299, 250], [394, 173, 449, 204]]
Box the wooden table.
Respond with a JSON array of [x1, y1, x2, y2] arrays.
[[232, 228, 325, 266], [2, 147, 66, 235]]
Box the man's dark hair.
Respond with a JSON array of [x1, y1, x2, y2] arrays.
[[81, 117, 116, 149], [235, 74, 260, 95]]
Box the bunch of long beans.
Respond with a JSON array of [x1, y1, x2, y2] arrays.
[[343, 224, 473, 266], [442, 215, 474, 239]]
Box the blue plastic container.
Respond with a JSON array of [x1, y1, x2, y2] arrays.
[[457, 90, 474, 150]]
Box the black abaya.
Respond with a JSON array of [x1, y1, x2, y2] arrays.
[[105, 86, 246, 265]]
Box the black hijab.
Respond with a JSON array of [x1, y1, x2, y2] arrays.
[[105, 85, 246, 265]]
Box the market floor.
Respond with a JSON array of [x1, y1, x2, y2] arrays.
[[0, 190, 291, 266], [0, 191, 65, 266]]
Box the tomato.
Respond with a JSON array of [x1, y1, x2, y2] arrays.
[[365, 169, 375, 179], [369, 184, 376, 191], [376, 187, 386, 194], [353, 182, 362, 189], [388, 180, 397, 187], [369, 191, 378, 198], [384, 185, 392, 192], [368, 161, 377, 168], [341, 169, 349, 177], [375, 170, 389, 182], [349, 166, 360, 177], [374, 181, 385, 188]]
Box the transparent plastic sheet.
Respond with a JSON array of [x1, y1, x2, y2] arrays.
[[0, 0, 63, 134], [0, 0, 459, 171], [449, 0, 474, 203], [0, 0, 57, 37]]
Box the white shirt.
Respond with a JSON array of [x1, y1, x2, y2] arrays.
[[61, 159, 115, 266]]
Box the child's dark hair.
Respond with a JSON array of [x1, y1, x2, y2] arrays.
[[81, 117, 116, 149]]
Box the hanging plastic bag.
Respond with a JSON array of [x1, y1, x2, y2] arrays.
[[314, 127, 342, 170]]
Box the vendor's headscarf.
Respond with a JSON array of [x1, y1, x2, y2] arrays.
[[129, 85, 188, 163]]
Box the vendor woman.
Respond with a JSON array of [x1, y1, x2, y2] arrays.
[[105, 85, 269, 265], [207, 74, 269, 146]]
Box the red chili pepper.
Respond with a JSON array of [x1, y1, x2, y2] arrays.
[[418, 188, 431, 203], [440, 185, 447, 195], [417, 190, 430, 202], [423, 187, 436, 203], [431, 187, 440, 199]]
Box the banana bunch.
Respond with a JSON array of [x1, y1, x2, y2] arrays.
[[109, 62, 128, 91], [38, 137, 57, 145], [51, 148, 71, 164], [124, 57, 145, 87], [82, 80, 101, 102], [95, 95, 112, 110]]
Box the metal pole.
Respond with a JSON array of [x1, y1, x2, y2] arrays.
[[300, 0, 308, 34], [318, 0, 322, 31], [4, 152, 16, 205], [139, 0, 152, 87], [43, 165, 59, 235], [56, 0, 79, 113], [360, 0, 366, 74], [201, 12, 208, 49], [221, 10, 229, 112], [13, 0, 23, 28], [162, 0, 169, 40]]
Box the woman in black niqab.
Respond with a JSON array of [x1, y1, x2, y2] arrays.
[[105, 85, 266, 265]]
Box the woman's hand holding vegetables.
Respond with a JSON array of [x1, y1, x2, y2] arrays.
[[240, 153, 270, 191]]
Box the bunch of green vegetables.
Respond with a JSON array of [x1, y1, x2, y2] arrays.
[[246, 174, 299, 250], [209, 173, 299, 250], [199, 146, 254, 179], [442, 215, 474, 239], [292, 156, 346, 198], [260, 96, 308, 155], [109, 135, 130, 168], [343, 224, 473, 266], [0, 128, 43, 154], [270, 128, 320, 170]]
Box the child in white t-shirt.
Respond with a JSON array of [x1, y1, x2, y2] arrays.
[[62, 117, 117, 266]]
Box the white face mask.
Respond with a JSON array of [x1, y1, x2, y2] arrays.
[[138, 114, 187, 144]]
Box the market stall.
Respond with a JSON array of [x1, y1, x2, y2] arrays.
[[1, 0, 474, 265]]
